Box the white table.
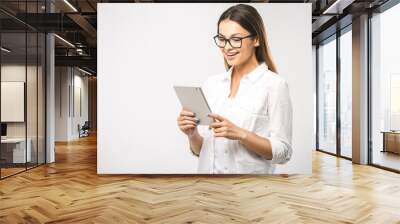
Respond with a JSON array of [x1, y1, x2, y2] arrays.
[[1, 138, 32, 163]]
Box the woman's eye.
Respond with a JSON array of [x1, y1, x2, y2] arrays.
[[231, 38, 241, 42], [218, 37, 226, 41]]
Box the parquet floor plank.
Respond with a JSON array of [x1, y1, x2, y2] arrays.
[[1, 134, 399, 223]]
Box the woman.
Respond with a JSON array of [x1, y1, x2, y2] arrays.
[[177, 4, 293, 174]]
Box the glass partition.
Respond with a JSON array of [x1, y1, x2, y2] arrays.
[[27, 30, 38, 169], [317, 36, 337, 155], [0, 1, 46, 179], [339, 27, 352, 158], [370, 3, 400, 171], [38, 32, 45, 165], [1, 31, 28, 177]]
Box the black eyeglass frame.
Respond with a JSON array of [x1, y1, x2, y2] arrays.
[[213, 34, 256, 48]]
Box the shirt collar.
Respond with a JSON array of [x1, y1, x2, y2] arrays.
[[222, 62, 268, 84]]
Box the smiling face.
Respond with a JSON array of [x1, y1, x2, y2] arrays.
[[217, 19, 259, 67]]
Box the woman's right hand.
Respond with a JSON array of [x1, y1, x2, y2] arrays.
[[177, 109, 199, 137]]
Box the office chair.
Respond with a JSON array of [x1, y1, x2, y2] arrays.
[[79, 121, 90, 138]]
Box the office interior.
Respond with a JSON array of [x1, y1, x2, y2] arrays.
[[0, 0, 97, 179], [0, 0, 399, 222]]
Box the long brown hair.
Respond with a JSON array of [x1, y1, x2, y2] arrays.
[[217, 4, 278, 74]]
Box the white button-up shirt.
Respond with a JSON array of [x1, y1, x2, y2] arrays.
[[195, 62, 293, 174]]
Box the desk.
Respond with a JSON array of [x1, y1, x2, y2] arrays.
[[381, 131, 400, 154], [1, 138, 32, 164]]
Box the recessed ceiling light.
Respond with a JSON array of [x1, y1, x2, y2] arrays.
[[63, 0, 78, 12], [78, 67, 93, 76], [322, 0, 354, 15], [1, 47, 11, 53], [54, 34, 75, 48]]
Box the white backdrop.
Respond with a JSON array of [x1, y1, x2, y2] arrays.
[[98, 3, 313, 174]]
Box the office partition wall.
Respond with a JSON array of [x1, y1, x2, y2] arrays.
[[339, 27, 352, 159], [0, 31, 28, 177], [0, 1, 47, 179], [316, 25, 353, 159], [317, 35, 337, 155], [370, 2, 400, 172]]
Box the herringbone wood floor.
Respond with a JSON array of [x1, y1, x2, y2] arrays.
[[1, 134, 400, 224]]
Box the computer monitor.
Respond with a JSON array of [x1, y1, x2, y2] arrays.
[[1, 123, 7, 137]]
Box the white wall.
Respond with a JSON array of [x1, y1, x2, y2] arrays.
[[55, 67, 89, 141], [55, 67, 69, 141], [98, 3, 313, 174], [72, 72, 89, 138], [312, 45, 317, 150]]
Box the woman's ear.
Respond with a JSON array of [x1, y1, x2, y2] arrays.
[[254, 37, 260, 47]]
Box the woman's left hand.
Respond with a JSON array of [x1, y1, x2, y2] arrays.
[[208, 113, 249, 140]]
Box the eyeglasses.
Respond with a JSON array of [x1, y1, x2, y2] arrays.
[[213, 34, 255, 48]]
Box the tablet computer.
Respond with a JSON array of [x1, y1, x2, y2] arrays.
[[173, 86, 213, 125]]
